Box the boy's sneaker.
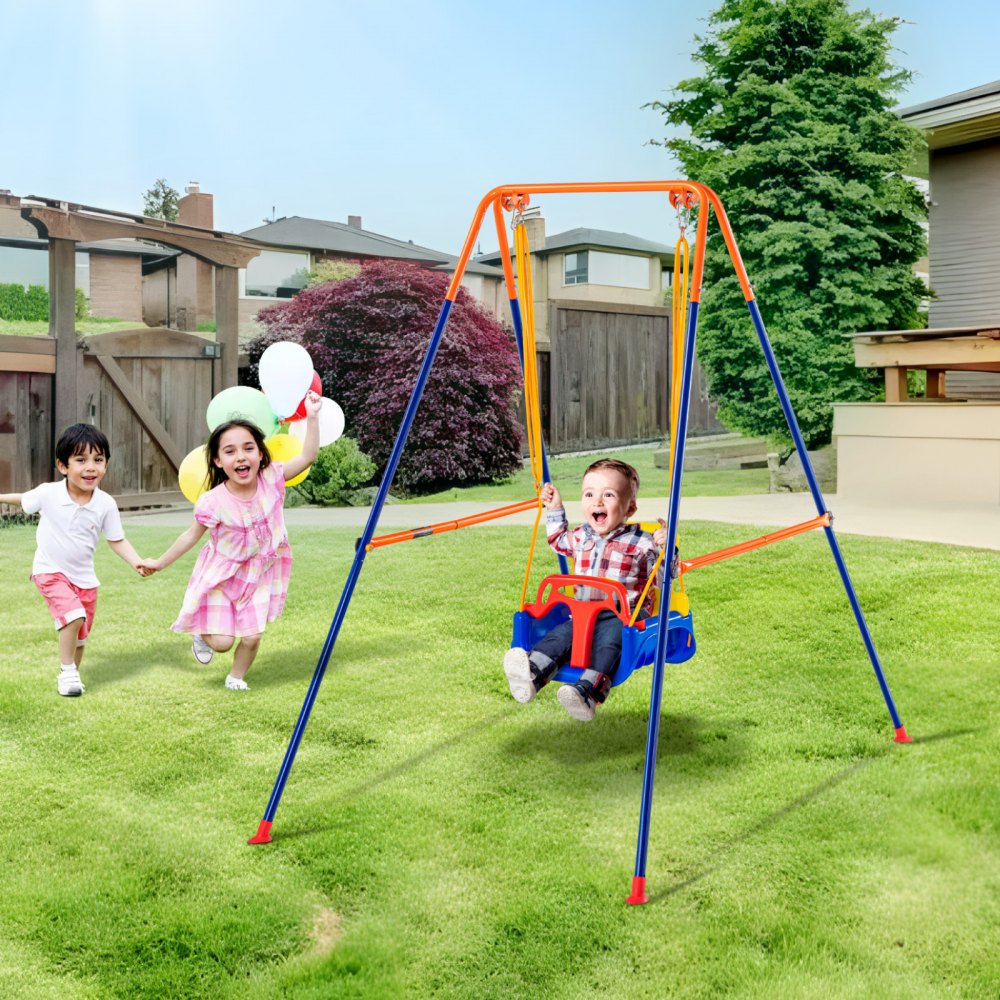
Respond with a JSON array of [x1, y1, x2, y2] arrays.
[[557, 682, 596, 722], [57, 668, 84, 697], [225, 675, 249, 691], [191, 634, 214, 665], [503, 648, 536, 703]]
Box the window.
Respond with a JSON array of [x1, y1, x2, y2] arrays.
[[563, 249, 650, 289], [242, 249, 310, 297], [564, 250, 588, 285]]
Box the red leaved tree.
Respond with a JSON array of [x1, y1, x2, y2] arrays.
[[245, 260, 524, 493]]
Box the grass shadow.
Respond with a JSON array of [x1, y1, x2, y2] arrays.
[[648, 725, 984, 904]]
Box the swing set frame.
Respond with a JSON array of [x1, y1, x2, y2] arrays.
[[247, 180, 911, 906]]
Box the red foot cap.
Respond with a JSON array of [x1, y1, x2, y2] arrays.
[[894, 726, 913, 744], [626, 876, 648, 906], [248, 819, 273, 844]]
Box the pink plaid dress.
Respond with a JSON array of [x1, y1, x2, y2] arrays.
[[172, 462, 292, 638]]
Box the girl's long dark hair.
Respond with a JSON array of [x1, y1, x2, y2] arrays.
[[204, 420, 272, 490]]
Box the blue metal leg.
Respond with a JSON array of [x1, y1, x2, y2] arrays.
[[745, 300, 909, 742], [629, 300, 702, 903], [249, 299, 457, 844]]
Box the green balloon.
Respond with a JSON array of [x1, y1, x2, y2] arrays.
[[206, 386, 279, 436]]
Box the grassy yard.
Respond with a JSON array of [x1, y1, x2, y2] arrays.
[[1, 521, 997, 998], [0, 318, 145, 337], [406, 446, 770, 503]]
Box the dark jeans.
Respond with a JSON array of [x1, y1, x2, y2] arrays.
[[530, 608, 644, 702]]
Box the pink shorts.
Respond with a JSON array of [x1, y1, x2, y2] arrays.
[[32, 573, 98, 643]]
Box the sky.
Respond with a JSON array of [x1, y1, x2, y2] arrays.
[[3, 0, 1000, 255]]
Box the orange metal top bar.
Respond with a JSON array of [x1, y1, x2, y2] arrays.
[[367, 497, 540, 551], [446, 181, 712, 302], [680, 513, 831, 574]]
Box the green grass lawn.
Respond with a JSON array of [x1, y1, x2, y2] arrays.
[[406, 446, 769, 503], [0, 318, 149, 337], [1, 521, 997, 998]]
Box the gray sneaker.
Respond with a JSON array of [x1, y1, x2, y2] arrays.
[[503, 648, 536, 703], [557, 683, 596, 721], [191, 635, 214, 665]]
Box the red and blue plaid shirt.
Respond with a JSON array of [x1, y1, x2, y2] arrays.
[[546, 508, 662, 615]]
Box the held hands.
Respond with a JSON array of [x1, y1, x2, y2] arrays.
[[136, 558, 161, 577], [653, 518, 667, 549], [540, 482, 563, 510]]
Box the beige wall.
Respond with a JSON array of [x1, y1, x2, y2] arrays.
[[528, 253, 663, 345], [460, 274, 506, 322], [834, 402, 1000, 504], [89, 254, 143, 321]]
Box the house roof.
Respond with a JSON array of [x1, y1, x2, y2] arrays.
[[240, 215, 503, 277], [241, 216, 450, 263], [475, 227, 674, 265], [898, 80, 1000, 149], [0, 234, 180, 257]]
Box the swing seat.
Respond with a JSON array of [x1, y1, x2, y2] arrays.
[[511, 574, 696, 689]]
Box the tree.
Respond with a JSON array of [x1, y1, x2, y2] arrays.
[[245, 261, 524, 493], [648, 0, 927, 448], [142, 179, 180, 221]]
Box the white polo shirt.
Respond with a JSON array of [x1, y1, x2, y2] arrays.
[[20, 480, 125, 588]]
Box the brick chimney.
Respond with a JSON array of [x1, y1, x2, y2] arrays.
[[347, 215, 362, 229], [521, 206, 545, 252], [175, 181, 215, 330], [178, 181, 214, 229]]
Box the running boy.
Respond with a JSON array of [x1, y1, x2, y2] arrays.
[[0, 423, 146, 696], [503, 458, 667, 721]]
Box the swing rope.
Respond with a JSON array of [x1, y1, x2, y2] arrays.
[[512, 208, 548, 608]]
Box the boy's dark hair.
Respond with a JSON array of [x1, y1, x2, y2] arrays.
[[584, 458, 640, 506], [56, 423, 111, 466], [205, 419, 272, 489]]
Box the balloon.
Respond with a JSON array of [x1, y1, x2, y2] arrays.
[[264, 432, 311, 486], [284, 371, 323, 423], [178, 445, 210, 503], [259, 341, 314, 420], [289, 396, 345, 447], [206, 386, 279, 437]]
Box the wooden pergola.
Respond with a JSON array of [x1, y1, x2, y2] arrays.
[[19, 196, 262, 436], [851, 325, 1000, 400]]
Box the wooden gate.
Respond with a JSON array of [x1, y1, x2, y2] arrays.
[[0, 328, 218, 504], [546, 301, 723, 453]]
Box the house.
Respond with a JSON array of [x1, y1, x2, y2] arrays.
[[474, 209, 722, 450], [833, 80, 1000, 505], [239, 214, 507, 325]]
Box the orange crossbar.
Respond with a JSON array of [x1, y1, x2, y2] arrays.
[[366, 498, 540, 551], [679, 513, 831, 574]]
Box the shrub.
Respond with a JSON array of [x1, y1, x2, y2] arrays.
[[0, 283, 50, 321], [75, 287, 88, 320], [292, 437, 376, 506], [304, 259, 362, 287], [246, 260, 523, 493]]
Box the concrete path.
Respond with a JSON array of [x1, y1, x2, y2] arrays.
[[123, 493, 1000, 551]]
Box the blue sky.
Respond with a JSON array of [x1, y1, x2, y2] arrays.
[[3, 0, 999, 254]]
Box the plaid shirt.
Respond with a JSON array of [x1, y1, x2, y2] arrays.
[[546, 508, 662, 615]]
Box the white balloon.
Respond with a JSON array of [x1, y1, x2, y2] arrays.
[[289, 396, 345, 447], [259, 341, 314, 419]]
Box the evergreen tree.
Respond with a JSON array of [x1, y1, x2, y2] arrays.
[[649, 0, 927, 447], [142, 179, 180, 221]]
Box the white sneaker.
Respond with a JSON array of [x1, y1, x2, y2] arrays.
[[503, 647, 536, 703], [57, 668, 84, 697], [557, 683, 596, 722], [191, 635, 214, 665], [225, 675, 249, 691]]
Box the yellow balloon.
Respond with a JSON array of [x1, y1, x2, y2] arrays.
[[265, 433, 311, 487], [178, 446, 210, 503]]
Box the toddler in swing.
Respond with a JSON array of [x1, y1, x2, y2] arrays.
[[503, 458, 667, 721], [0, 423, 148, 696], [138, 392, 320, 690]]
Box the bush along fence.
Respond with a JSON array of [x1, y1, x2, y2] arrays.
[[0, 283, 88, 321]]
